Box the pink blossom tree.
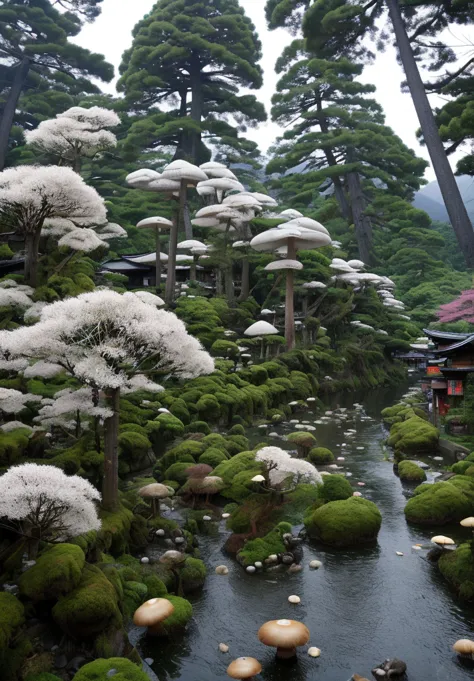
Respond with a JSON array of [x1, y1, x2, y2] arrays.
[[437, 290, 474, 324]]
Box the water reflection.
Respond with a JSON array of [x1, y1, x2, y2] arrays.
[[138, 380, 474, 680]]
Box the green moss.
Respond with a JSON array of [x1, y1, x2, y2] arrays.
[[118, 423, 148, 437], [404, 478, 474, 525], [305, 497, 382, 546], [0, 428, 31, 465], [19, 544, 85, 601], [142, 574, 168, 598], [25, 674, 61, 681], [180, 557, 207, 592], [0, 592, 24, 650], [228, 424, 245, 436], [308, 447, 335, 464], [226, 434, 249, 454], [152, 413, 185, 440], [272, 484, 320, 525], [287, 431, 317, 456], [100, 565, 124, 602], [196, 394, 221, 421], [316, 474, 353, 502], [185, 420, 211, 435], [164, 462, 193, 485], [237, 527, 286, 567], [451, 460, 473, 475], [210, 339, 240, 359], [387, 415, 439, 454], [213, 451, 260, 484], [398, 460, 427, 483], [198, 447, 228, 467], [158, 595, 193, 636], [222, 468, 261, 502], [97, 504, 134, 555], [118, 431, 151, 463], [72, 658, 149, 681], [439, 542, 474, 601], [53, 564, 122, 639]]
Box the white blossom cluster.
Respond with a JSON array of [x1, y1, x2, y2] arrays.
[[0, 290, 214, 390], [0, 286, 33, 309], [35, 387, 113, 427], [0, 387, 42, 414], [23, 360, 64, 379], [256, 446, 322, 486], [0, 463, 101, 540], [25, 106, 119, 162]]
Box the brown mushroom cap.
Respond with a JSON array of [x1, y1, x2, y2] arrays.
[[258, 619, 310, 648], [159, 550, 187, 566], [453, 639, 474, 655], [460, 517, 474, 528], [431, 535, 455, 546], [133, 598, 175, 627], [227, 657, 262, 679], [186, 464, 213, 479], [139, 483, 173, 499]]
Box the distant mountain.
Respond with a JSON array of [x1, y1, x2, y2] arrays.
[[413, 175, 474, 223]]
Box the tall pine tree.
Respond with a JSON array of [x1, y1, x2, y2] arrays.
[[118, 0, 266, 163], [0, 0, 113, 170]]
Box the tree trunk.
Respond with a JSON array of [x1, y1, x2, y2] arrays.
[[155, 228, 162, 291], [285, 239, 296, 350], [347, 170, 373, 264], [0, 58, 30, 171], [216, 268, 224, 295], [24, 230, 42, 287], [238, 257, 250, 302], [386, 0, 474, 268], [190, 56, 203, 163], [318, 101, 351, 220], [225, 265, 235, 307], [165, 208, 179, 305], [102, 387, 120, 512]]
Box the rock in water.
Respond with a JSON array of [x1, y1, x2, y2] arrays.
[[309, 560, 322, 569], [219, 643, 229, 653]]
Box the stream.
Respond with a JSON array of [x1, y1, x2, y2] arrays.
[[133, 378, 474, 681]]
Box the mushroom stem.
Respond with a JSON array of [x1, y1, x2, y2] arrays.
[[165, 207, 179, 304], [285, 238, 296, 351], [276, 646, 297, 660], [155, 228, 161, 291], [191, 254, 197, 280]]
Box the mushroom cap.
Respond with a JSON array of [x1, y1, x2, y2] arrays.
[[159, 550, 186, 566], [251, 474, 266, 482], [136, 216, 173, 230], [258, 619, 310, 648], [227, 657, 262, 680], [277, 209, 303, 220], [284, 217, 330, 236], [191, 217, 220, 228], [223, 193, 262, 208], [302, 281, 326, 289], [195, 204, 228, 218], [232, 240, 250, 249], [125, 252, 169, 264], [133, 598, 175, 627], [177, 239, 207, 250], [431, 535, 455, 546], [460, 517, 474, 528], [139, 483, 173, 499], [200, 162, 237, 180], [148, 178, 181, 193], [264, 259, 303, 272], [453, 639, 474, 655], [197, 178, 245, 193], [347, 259, 365, 270], [186, 463, 213, 478], [260, 308, 275, 315], [239, 191, 278, 207], [162, 160, 208, 184], [126, 169, 161, 188], [244, 321, 278, 336], [251, 227, 330, 253]]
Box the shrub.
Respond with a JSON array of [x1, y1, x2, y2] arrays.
[[196, 394, 221, 421], [72, 658, 149, 681], [228, 424, 245, 436], [19, 544, 85, 601], [451, 461, 473, 475], [404, 478, 474, 525], [210, 339, 240, 359], [317, 475, 353, 502], [152, 413, 185, 440], [305, 497, 382, 546], [198, 448, 228, 467], [180, 557, 207, 592], [237, 527, 286, 567], [213, 451, 260, 485], [185, 420, 211, 435], [142, 574, 167, 598], [439, 542, 474, 601], [0, 592, 24, 650], [308, 447, 334, 464], [398, 460, 427, 483]]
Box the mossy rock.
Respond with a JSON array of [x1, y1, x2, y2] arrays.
[[398, 460, 427, 483], [97, 504, 134, 555], [153, 413, 185, 440], [158, 595, 193, 636], [164, 462, 193, 485], [308, 447, 334, 464], [305, 497, 382, 547], [451, 460, 473, 475], [142, 574, 167, 598], [180, 557, 207, 593], [237, 527, 286, 567], [213, 451, 260, 485], [198, 447, 228, 467], [52, 564, 122, 639], [185, 420, 211, 435], [118, 432, 152, 463], [72, 658, 149, 681], [100, 565, 124, 601], [316, 474, 353, 502], [0, 428, 31, 465], [19, 544, 85, 601], [228, 424, 245, 436], [404, 478, 474, 525], [438, 542, 474, 601], [387, 415, 439, 454], [221, 468, 261, 502], [25, 674, 61, 681], [287, 431, 317, 455], [0, 592, 24, 649]]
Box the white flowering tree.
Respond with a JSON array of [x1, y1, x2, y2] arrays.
[[0, 290, 214, 510], [255, 446, 322, 491], [0, 463, 101, 558], [25, 106, 120, 173], [0, 166, 107, 286]]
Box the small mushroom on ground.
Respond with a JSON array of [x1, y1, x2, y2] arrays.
[[139, 483, 174, 517], [308, 647, 321, 658], [453, 639, 474, 658], [141, 557, 150, 564], [246, 566, 256, 574], [431, 535, 455, 548], [222, 513, 231, 519], [215, 565, 229, 575], [258, 618, 310, 659], [288, 595, 301, 604], [309, 560, 322, 569], [227, 657, 262, 681], [159, 550, 187, 595], [133, 598, 175, 636], [251, 474, 266, 483], [155, 529, 165, 537]]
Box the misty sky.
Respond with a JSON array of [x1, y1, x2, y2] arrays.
[[74, 0, 473, 182]]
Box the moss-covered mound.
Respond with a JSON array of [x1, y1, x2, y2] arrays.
[[438, 542, 474, 600], [387, 415, 439, 455], [287, 431, 316, 456], [0, 592, 24, 649], [237, 526, 287, 567], [72, 658, 149, 681], [404, 477, 474, 525], [305, 497, 382, 546], [52, 564, 122, 638], [159, 595, 193, 636], [398, 460, 427, 483], [308, 447, 335, 464], [316, 474, 353, 502], [19, 544, 85, 601], [180, 557, 207, 592]]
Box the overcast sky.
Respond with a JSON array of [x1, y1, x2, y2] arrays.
[[74, 0, 473, 182]]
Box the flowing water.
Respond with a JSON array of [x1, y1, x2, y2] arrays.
[[133, 379, 474, 681]]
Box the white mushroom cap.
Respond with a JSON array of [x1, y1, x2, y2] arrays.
[[244, 321, 278, 336], [239, 191, 278, 207], [232, 241, 250, 249], [191, 217, 220, 228], [264, 259, 303, 271], [251, 227, 330, 252], [195, 204, 228, 218], [162, 160, 208, 184], [196, 184, 216, 197], [148, 178, 181, 194], [139, 483, 173, 499], [347, 259, 365, 270], [223, 194, 262, 209], [284, 217, 330, 236], [126, 169, 161, 188], [261, 309, 275, 314], [136, 216, 173, 230], [251, 474, 266, 482], [431, 535, 455, 546], [277, 209, 304, 220], [302, 281, 326, 289], [197, 178, 244, 195], [177, 239, 207, 250], [199, 163, 238, 180]]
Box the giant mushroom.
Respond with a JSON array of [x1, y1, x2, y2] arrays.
[[244, 320, 279, 359], [258, 618, 310, 659], [138, 483, 174, 517], [227, 657, 262, 681], [136, 216, 173, 291], [133, 598, 175, 636]]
